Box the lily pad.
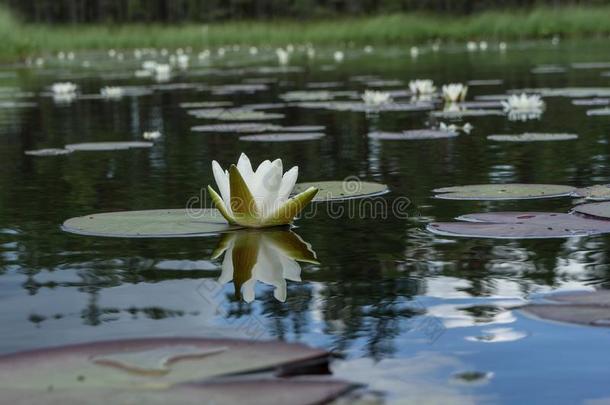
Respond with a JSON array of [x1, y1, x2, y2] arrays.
[[573, 185, 610, 201], [467, 79, 503, 86], [430, 109, 504, 118], [0, 337, 351, 404], [571, 98, 609, 106], [513, 87, 610, 98], [573, 201, 610, 219], [188, 108, 284, 121], [487, 133, 578, 142], [428, 211, 610, 239], [191, 123, 281, 133], [293, 181, 389, 202], [240, 133, 325, 142], [277, 125, 326, 132], [586, 108, 610, 116], [521, 290, 610, 327], [25, 148, 73, 156], [62, 209, 238, 238], [180, 101, 233, 108], [65, 142, 153, 152], [433, 184, 575, 200], [368, 130, 458, 140], [279, 90, 334, 102], [297, 101, 432, 113]]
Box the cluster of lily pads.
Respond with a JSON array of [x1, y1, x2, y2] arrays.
[[427, 183, 610, 239]]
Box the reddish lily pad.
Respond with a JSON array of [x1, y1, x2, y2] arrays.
[[521, 290, 610, 327], [573, 185, 610, 201]]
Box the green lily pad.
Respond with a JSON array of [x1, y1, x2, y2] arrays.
[[573, 201, 610, 219], [25, 148, 73, 156], [191, 123, 282, 133], [62, 209, 238, 238], [573, 185, 610, 201], [430, 109, 504, 118], [487, 133, 578, 142], [433, 184, 575, 200], [0, 337, 352, 404], [586, 108, 610, 116], [65, 142, 153, 152], [189, 109, 285, 121], [240, 133, 325, 142], [293, 181, 389, 201]]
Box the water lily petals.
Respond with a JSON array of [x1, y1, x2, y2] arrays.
[[236, 153, 255, 186], [212, 160, 231, 209], [279, 166, 299, 202], [265, 230, 318, 264], [208, 186, 237, 225], [260, 159, 284, 215], [229, 165, 260, 226], [264, 187, 318, 227]]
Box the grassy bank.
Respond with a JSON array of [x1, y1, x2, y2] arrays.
[[3, 6, 610, 58]]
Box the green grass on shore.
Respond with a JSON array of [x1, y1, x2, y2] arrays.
[[2, 6, 610, 58]]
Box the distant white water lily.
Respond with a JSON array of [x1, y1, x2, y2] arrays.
[[466, 41, 478, 52], [431, 41, 441, 52], [333, 51, 344, 63], [143, 131, 162, 140], [249, 46, 258, 55], [142, 60, 158, 71], [479, 41, 488, 51], [306, 46, 316, 59], [52, 82, 78, 95], [362, 90, 393, 106], [364, 45, 374, 54], [276, 48, 290, 65], [409, 79, 436, 95], [209, 153, 318, 228], [213, 229, 318, 302], [410, 46, 419, 58], [501, 93, 545, 121], [176, 54, 189, 69], [100, 86, 124, 99], [440, 122, 473, 134], [499, 42, 507, 52], [442, 83, 468, 102], [154, 64, 171, 81]]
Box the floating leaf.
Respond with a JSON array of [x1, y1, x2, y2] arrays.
[[531, 65, 566, 74], [297, 101, 432, 112], [433, 184, 575, 200], [188, 109, 284, 121], [430, 109, 504, 118], [487, 133, 578, 142], [429, 211, 610, 239], [513, 87, 610, 98], [240, 133, 325, 142], [368, 130, 458, 140], [25, 148, 72, 156], [279, 90, 334, 102], [586, 108, 610, 116], [191, 123, 281, 133], [521, 290, 610, 327], [293, 181, 388, 201], [573, 201, 610, 219], [571, 98, 609, 106], [0, 337, 351, 404], [180, 101, 232, 108], [467, 79, 503, 86], [65, 142, 153, 152], [277, 125, 326, 132], [62, 209, 238, 238], [573, 185, 610, 201]]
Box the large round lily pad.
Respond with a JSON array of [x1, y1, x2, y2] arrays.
[[62, 209, 237, 238], [433, 184, 575, 200], [573, 185, 610, 201], [429, 211, 610, 239], [368, 130, 458, 140], [573, 201, 610, 219], [189, 108, 284, 121], [430, 109, 504, 118], [0, 337, 352, 404], [293, 181, 389, 201], [65, 142, 153, 152], [586, 108, 610, 116], [240, 133, 325, 142], [521, 290, 610, 327], [487, 133, 578, 142]]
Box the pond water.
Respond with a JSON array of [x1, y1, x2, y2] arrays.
[[2, 40, 610, 404]]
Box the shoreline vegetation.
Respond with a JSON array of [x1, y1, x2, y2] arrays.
[[2, 6, 610, 59]]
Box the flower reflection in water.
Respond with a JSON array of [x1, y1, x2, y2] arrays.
[[211, 228, 318, 303]]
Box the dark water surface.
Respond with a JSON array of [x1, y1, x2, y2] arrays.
[[2, 40, 610, 404]]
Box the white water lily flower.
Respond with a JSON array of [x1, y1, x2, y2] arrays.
[[501, 93, 545, 121], [276, 48, 289, 65], [154, 64, 171, 81], [306, 46, 316, 59], [410, 46, 419, 58], [364, 45, 374, 54], [51, 82, 78, 95], [333, 51, 344, 62], [143, 131, 161, 140], [499, 42, 508, 52], [479, 41, 488, 51], [362, 90, 393, 106], [249, 46, 258, 55], [439, 122, 473, 134], [213, 229, 318, 302], [176, 54, 189, 69], [409, 79, 436, 95], [442, 83, 468, 102], [208, 153, 318, 228], [467, 41, 478, 52], [100, 86, 124, 99], [462, 122, 474, 134]]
